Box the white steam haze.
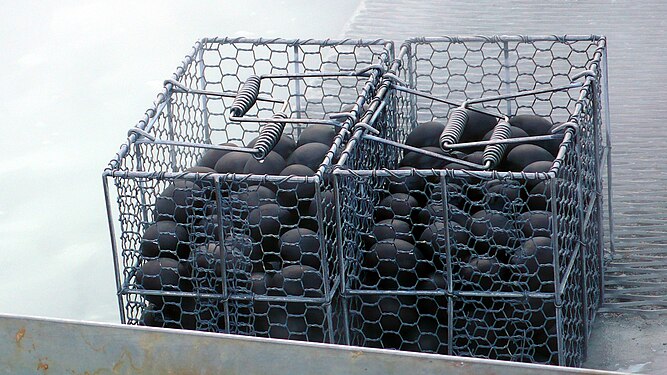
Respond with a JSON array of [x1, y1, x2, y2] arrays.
[[0, 0, 361, 323]]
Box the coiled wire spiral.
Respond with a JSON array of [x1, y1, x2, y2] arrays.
[[230, 75, 261, 117], [253, 112, 288, 160], [482, 119, 512, 169], [440, 107, 469, 149]]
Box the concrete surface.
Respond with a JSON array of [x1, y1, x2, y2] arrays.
[[584, 314, 667, 374]]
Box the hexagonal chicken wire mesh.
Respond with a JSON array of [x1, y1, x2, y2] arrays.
[[103, 37, 393, 344], [332, 35, 610, 366]]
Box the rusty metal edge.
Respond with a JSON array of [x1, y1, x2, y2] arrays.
[[0, 313, 628, 375]]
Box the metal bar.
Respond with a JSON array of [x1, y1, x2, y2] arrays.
[[332, 165, 555, 182], [196, 45, 211, 145], [333, 176, 351, 345], [601, 44, 615, 257], [165, 94, 178, 171], [311, 177, 335, 344], [107, 170, 320, 184], [582, 192, 600, 231], [440, 172, 455, 356], [465, 82, 584, 106], [229, 116, 343, 127], [346, 289, 555, 299], [292, 44, 303, 137], [102, 176, 126, 325], [593, 102, 606, 313], [575, 133, 590, 356], [549, 177, 564, 366], [261, 71, 370, 79], [360, 134, 485, 170], [406, 35, 605, 44], [135, 139, 258, 154], [203, 37, 389, 46], [503, 40, 513, 116], [0, 314, 623, 375], [170, 86, 284, 103], [392, 84, 504, 119], [442, 134, 563, 150], [124, 287, 329, 304], [214, 177, 231, 333]]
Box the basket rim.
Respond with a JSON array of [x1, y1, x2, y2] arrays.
[[403, 34, 606, 45], [333, 36, 607, 179], [104, 37, 395, 177]]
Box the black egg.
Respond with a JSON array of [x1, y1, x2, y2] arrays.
[[273, 265, 324, 297], [418, 221, 470, 265], [191, 215, 220, 243], [462, 109, 499, 142], [276, 164, 316, 211], [509, 114, 553, 136], [248, 203, 297, 264], [139, 305, 180, 329], [405, 121, 446, 149], [483, 179, 525, 212], [296, 125, 336, 148], [279, 228, 321, 269], [469, 210, 517, 259], [229, 185, 276, 212], [364, 239, 430, 289], [520, 211, 552, 237], [502, 144, 554, 171], [459, 256, 500, 290], [399, 147, 449, 169], [242, 151, 287, 176], [509, 236, 554, 292], [527, 181, 552, 211], [371, 219, 413, 244], [305, 190, 335, 231], [250, 272, 271, 295], [248, 135, 296, 160], [214, 151, 253, 173], [540, 124, 566, 156], [197, 143, 238, 169], [197, 236, 259, 290], [287, 143, 330, 172], [463, 151, 485, 165], [140, 220, 190, 260], [375, 193, 421, 223], [387, 167, 428, 204], [522, 160, 553, 190], [155, 180, 207, 224], [136, 258, 192, 306], [523, 160, 553, 173], [401, 315, 448, 354], [444, 161, 468, 170]]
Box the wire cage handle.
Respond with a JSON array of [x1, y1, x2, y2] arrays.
[[148, 64, 387, 160], [229, 75, 262, 117], [378, 76, 574, 157], [482, 117, 512, 169], [439, 105, 469, 148]]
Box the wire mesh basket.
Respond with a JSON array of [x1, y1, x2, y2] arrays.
[[103, 37, 392, 343], [333, 35, 611, 366]]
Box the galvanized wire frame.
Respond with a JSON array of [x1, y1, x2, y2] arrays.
[[103, 37, 393, 343], [333, 35, 610, 366]]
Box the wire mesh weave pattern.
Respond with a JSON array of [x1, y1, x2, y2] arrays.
[[333, 35, 609, 366], [104, 37, 391, 343]]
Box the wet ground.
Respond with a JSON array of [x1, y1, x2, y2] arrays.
[[344, 0, 667, 372]]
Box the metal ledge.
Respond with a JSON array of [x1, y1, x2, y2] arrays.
[[1, 314, 625, 374]]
